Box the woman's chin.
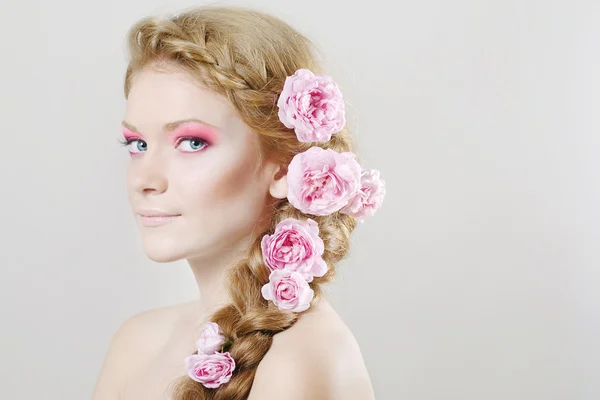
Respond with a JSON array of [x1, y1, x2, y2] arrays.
[[141, 241, 186, 263], [144, 251, 183, 263]]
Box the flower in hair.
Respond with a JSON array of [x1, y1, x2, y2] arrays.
[[185, 352, 236, 389], [287, 146, 362, 216], [261, 269, 315, 312], [195, 322, 226, 355], [340, 169, 386, 222], [277, 68, 346, 142], [261, 218, 327, 282]]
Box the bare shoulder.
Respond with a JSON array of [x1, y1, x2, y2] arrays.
[[248, 298, 376, 400], [91, 301, 195, 400]]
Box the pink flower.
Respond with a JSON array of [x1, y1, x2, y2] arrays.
[[277, 69, 346, 142], [261, 218, 327, 282], [195, 322, 226, 355], [185, 352, 236, 389], [287, 146, 362, 216], [261, 270, 314, 312], [340, 169, 386, 222]]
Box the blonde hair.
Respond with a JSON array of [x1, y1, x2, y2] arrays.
[[123, 5, 358, 399]]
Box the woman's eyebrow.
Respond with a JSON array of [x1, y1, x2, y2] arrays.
[[121, 118, 219, 133]]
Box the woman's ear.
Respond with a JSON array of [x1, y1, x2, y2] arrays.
[[269, 165, 288, 199]]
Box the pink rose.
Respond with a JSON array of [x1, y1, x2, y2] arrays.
[[277, 68, 346, 142], [340, 169, 386, 222], [195, 322, 226, 355], [261, 218, 327, 282], [185, 352, 236, 389], [287, 146, 362, 216], [261, 270, 314, 312]]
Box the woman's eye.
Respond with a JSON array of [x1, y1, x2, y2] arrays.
[[176, 137, 208, 153], [119, 137, 208, 154], [122, 139, 147, 154]]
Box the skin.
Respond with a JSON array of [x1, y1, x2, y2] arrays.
[[92, 65, 376, 400]]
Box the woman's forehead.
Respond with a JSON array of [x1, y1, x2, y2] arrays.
[[124, 67, 241, 136]]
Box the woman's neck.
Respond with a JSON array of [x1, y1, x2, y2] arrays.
[[185, 241, 250, 317]]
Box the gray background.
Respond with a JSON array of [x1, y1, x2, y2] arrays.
[[1, 0, 598, 399]]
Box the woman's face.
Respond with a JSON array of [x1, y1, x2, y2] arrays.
[[122, 65, 283, 263]]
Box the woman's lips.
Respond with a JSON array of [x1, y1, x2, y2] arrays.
[[136, 213, 181, 227]]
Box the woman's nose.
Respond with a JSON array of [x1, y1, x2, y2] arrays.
[[129, 153, 169, 195]]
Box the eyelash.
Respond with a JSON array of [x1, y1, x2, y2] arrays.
[[118, 136, 209, 153]]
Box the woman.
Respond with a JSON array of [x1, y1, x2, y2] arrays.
[[93, 5, 385, 399]]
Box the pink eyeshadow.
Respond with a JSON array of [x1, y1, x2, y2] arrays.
[[166, 122, 219, 144], [122, 127, 143, 140]]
